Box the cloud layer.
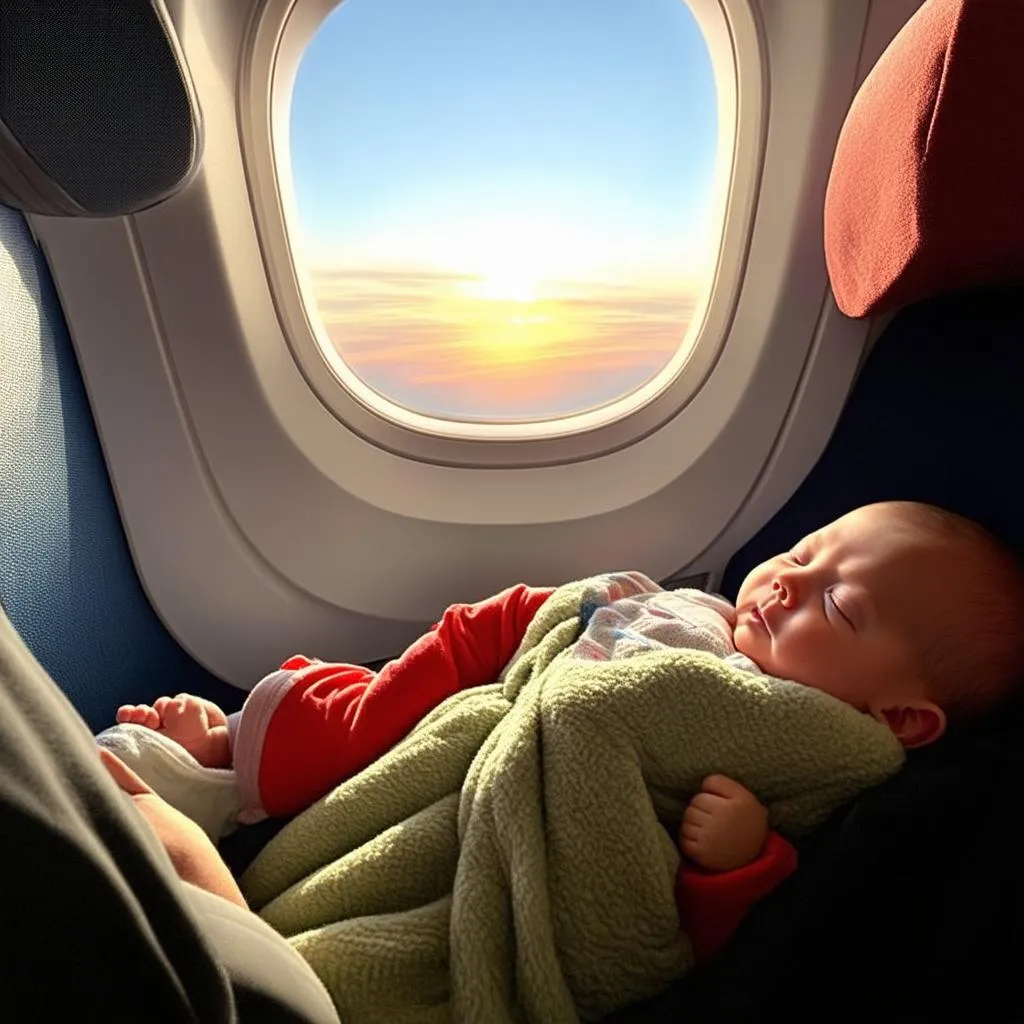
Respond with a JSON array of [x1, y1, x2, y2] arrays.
[[310, 267, 700, 420]]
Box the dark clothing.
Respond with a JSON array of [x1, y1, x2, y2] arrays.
[[606, 699, 1024, 1022], [0, 605, 339, 1023]]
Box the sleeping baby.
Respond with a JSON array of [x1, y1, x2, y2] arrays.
[[102, 500, 1024, 1018]]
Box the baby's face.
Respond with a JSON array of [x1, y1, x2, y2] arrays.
[[733, 505, 958, 710]]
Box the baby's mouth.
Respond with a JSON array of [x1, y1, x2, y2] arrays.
[[750, 604, 768, 631]]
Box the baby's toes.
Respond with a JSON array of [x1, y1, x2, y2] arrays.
[[115, 704, 160, 729], [158, 695, 208, 739], [171, 694, 205, 724]]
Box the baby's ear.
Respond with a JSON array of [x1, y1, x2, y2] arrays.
[[867, 699, 947, 749]]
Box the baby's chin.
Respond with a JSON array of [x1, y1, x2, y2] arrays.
[[732, 619, 768, 668]]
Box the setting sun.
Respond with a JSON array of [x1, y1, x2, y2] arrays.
[[461, 274, 538, 304]]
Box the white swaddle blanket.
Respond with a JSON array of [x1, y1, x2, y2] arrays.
[[96, 723, 244, 839]]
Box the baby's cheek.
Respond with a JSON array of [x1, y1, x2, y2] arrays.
[[733, 621, 768, 665], [770, 626, 832, 686]]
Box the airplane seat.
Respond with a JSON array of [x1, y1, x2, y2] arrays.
[[0, 12, 337, 1014], [684, 4, 1024, 1011], [0, 4, 245, 732], [724, 0, 1024, 598], [721, 281, 1024, 593], [620, 7, 1024, 1015], [685, 281, 1024, 1018], [0, 204, 245, 732]]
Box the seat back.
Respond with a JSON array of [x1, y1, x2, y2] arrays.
[[723, 284, 1024, 594], [0, 205, 242, 731]]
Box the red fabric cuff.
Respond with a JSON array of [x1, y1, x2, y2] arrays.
[[676, 831, 798, 963]]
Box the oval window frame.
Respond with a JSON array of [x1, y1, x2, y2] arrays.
[[239, 0, 766, 467]]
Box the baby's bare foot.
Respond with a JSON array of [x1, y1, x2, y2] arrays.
[[116, 694, 231, 768], [116, 703, 163, 730]]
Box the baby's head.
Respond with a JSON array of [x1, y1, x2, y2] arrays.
[[733, 502, 1024, 748]]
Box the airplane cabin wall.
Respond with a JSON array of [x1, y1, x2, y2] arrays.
[[28, 0, 925, 685]]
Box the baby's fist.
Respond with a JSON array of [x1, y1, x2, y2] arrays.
[[680, 775, 768, 872]]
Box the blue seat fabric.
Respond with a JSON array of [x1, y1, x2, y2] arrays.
[[0, 204, 243, 731]]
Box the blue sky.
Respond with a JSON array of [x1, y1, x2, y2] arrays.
[[286, 0, 719, 421]]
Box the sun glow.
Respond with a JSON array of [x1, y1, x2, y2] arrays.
[[307, 215, 706, 411], [460, 273, 539, 304], [456, 268, 558, 364]]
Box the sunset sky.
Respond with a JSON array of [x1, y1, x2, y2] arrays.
[[289, 0, 718, 421]]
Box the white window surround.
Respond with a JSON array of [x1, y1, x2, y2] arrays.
[[249, 0, 746, 450], [29, 0, 924, 684]]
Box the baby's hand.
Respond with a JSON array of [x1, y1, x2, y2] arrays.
[[680, 774, 768, 872], [116, 694, 231, 768]]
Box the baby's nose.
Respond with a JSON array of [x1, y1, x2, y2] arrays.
[[772, 578, 795, 605]]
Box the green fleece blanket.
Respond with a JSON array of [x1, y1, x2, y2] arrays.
[[241, 575, 905, 1022]]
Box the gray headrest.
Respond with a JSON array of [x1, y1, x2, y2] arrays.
[[0, 1, 202, 217]]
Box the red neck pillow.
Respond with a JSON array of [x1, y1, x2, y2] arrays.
[[824, 0, 1024, 318]]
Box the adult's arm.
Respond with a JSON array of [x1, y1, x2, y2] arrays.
[[0, 605, 339, 1023]]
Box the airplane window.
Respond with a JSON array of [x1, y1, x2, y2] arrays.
[[287, 0, 720, 426]]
